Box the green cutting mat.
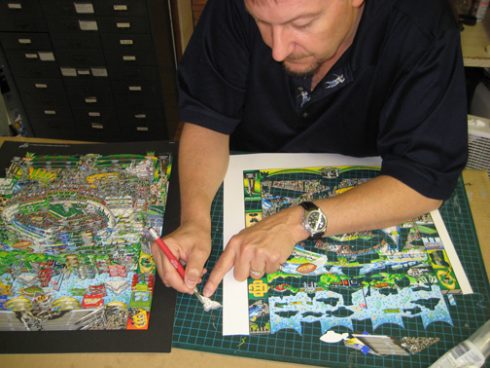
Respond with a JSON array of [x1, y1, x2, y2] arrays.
[[172, 178, 490, 368]]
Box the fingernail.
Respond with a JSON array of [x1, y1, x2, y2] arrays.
[[203, 286, 212, 298], [185, 271, 198, 288]]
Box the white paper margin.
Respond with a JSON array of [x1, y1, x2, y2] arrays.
[[222, 153, 381, 335], [429, 210, 473, 294], [222, 153, 473, 335]]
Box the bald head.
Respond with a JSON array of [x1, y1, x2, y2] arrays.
[[244, 0, 365, 77]]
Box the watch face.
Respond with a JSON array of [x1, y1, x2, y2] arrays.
[[307, 210, 326, 232]]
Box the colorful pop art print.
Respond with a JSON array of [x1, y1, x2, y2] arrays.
[[0, 141, 178, 353], [222, 154, 472, 337]]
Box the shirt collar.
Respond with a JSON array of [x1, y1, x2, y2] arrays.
[[289, 55, 354, 110]]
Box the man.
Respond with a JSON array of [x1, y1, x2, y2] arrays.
[[151, 0, 468, 298]]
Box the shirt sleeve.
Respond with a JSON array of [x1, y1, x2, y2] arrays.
[[177, 0, 252, 134], [378, 26, 468, 200]]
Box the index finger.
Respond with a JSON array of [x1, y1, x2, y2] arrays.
[[203, 244, 238, 297]]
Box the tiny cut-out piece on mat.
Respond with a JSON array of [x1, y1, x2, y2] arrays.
[[320, 330, 350, 344]]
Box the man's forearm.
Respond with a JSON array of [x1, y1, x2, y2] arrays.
[[178, 123, 230, 228], [203, 170, 445, 296], [317, 175, 443, 236]]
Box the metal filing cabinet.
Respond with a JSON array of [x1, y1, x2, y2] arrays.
[[0, 0, 178, 141]]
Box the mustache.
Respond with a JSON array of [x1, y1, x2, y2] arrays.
[[285, 53, 312, 61]]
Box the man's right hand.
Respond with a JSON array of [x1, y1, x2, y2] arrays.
[[160, 122, 229, 294], [152, 222, 212, 294]]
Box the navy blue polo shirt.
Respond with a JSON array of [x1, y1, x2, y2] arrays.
[[178, 0, 468, 200]]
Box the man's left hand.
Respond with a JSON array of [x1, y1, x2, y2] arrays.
[[203, 205, 308, 297]]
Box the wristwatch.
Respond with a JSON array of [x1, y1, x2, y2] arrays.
[[300, 201, 327, 239]]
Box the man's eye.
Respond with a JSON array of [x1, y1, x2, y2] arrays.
[[292, 21, 313, 30], [293, 23, 310, 30]]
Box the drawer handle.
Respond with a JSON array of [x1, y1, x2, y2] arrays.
[[136, 126, 149, 132], [122, 55, 136, 61], [91, 67, 108, 77], [25, 53, 38, 59], [79, 20, 98, 31], [7, 3, 22, 10], [17, 38, 32, 44], [116, 22, 131, 29], [134, 114, 146, 119], [61, 67, 77, 77], [34, 83, 48, 89], [119, 39, 134, 45], [74, 3, 95, 14], [88, 112, 101, 117], [77, 69, 91, 76], [113, 4, 128, 11], [85, 97, 98, 103], [38, 52, 55, 62], [128, 85, 142, 91], [44, 110, 57, 115], [91, 123, 104, 130]]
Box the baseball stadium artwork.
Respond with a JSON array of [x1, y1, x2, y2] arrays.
[[0, 143, 173, 332], [241, 164, 472, 337]]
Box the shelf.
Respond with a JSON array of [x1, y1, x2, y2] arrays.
[[461, 9, 490, 67]]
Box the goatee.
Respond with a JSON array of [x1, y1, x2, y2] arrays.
[[282, 60, 320, 78]]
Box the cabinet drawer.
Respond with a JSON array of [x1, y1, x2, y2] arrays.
[[100, 33, 153, 52], [47, 16, 100, 33], [29, 117, 73, 132], [16, 77, 68, 106], [0, 32, 52, 50], [41, 1, 147, 17], [0, 0, 45, 32], [41, 0, 95, 17], [0, 0, 44, 31], [28, 105, 73, 122], [30, 126, 76, 139], [117, 108, 164, 124], [55, 48, 105, 66], [0, 0, 42, 16], [41, 0, 79, 16], [27, 108, 75, 137], [120, 120, 166, 141], [113, 93, 161, 110], [98, 16, 149, 34], [96, 0, 147, 16], [106, 65, 159, 81], [104, 47, 156, 67], [112, 80, 161, 109], [102, 34, 156, 67], [73, 108, 120, 141], [76, 126, 121, 142], [64, 79, 114, 108], [5, 50, 59, 78], [0, 15, 47, 32], [73, 108, 118, 130], [51, 33, 101, 50], [112, 80, 160, 95], [59, 66, 109, 79]]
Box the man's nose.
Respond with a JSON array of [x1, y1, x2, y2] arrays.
[[270, 26, 291, 62]]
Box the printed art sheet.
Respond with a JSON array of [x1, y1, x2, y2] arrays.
[[0, 141, 178, 353], [222, 154, 472, 338]]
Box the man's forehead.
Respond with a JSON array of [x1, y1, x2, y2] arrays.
[[244, 0, 324, 22], [245, 0, 289, 6], [245, 0, 324, 12], [246, 0, 280, 4]]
